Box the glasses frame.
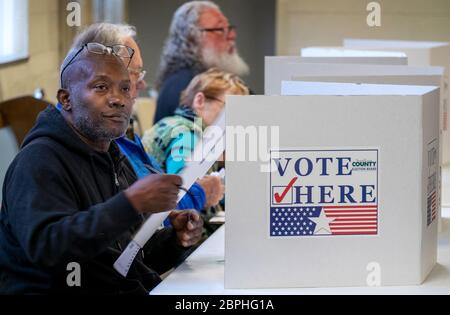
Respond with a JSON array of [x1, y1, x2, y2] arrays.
[[199, 25, 236, 38], [60, 42, 135, 88], [205, 95, 225, 105], [128, 67, 147, 82]]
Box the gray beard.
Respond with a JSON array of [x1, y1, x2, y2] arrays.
[[72, 109, 126, 143], [201, 47, 250, 77]]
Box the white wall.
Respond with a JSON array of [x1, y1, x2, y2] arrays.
[[0, 0, 60, 103], [276, 0, 450, 55]]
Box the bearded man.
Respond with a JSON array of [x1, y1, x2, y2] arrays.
[[154, 0, 249, 123]]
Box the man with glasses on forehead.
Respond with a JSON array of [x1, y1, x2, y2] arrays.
[[68, 23, 224, 221], [60, 42, 135, 88], [154, 0, 250, 124], [0, 36, 203, 294]]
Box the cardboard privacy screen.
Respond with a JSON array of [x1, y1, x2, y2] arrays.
[[343, 39, 450, 161], [300, 46, 408, 64], [264, 59, 443, 95], [225, 83, 439, 288], [263, 59, 449, 166]]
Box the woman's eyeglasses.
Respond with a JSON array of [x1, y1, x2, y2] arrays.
[[206, 96, 225, 105], [60, 42, 135, 87]]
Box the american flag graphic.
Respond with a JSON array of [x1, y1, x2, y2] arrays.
[[270, 204, 378, 237], [427, 191, 437, 226], [324, 205, 378, 235]]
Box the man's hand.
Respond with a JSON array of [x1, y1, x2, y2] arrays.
[[169, 210, 203, 247], [197, 175, 225, 208], [125, 174, 182, 213]]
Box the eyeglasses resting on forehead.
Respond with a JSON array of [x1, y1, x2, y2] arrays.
[[60, 42, 135, 88], [199, 25, 236, 37]]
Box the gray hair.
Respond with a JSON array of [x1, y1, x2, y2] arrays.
[[60, 23, 136, 88], [156, 1, 220, 89], [71, 23, 136, 49]]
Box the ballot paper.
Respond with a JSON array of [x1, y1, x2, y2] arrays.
[[114, 110, 225, 277]]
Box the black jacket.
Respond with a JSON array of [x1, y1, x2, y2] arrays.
[[0, 106, 188, 294]]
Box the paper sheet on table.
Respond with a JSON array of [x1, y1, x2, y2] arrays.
[[114, 110, 225, 277]]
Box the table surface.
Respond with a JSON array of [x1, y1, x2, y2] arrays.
[[151, 207, 450, 295]]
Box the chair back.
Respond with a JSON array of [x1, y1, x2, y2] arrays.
[[0, 96, 51, 146]]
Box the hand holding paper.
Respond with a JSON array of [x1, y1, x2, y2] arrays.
[[169, 210, 204, 247], [124, 174, 181, 214]]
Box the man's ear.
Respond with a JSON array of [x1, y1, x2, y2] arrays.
[[192, 92, 205, 112], [57, 88, 72, 111]]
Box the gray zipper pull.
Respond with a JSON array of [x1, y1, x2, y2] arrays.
[[114, 172, 119, 187]]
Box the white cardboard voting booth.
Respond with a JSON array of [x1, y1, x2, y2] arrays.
[[343, 39, 449, 70], [225, 82, 440, 288], [265, 57, 412, 95], [343, 39, 450, 164], [264, 59, 444, 96], [264, 60, 448, 165], [301, 47, 407, 63]]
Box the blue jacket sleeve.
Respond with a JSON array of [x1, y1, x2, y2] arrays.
[[176, 182, 206, 211], [116, 136, 206, 213], [163, 182, 205, 226]]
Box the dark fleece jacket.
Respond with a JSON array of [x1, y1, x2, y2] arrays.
[[0, 106, 188, 295]]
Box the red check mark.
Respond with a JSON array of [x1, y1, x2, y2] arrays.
[[274, 177, 298, 203]]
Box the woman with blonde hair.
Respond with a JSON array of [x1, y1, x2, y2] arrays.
[[142, 68, 249, 175]]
